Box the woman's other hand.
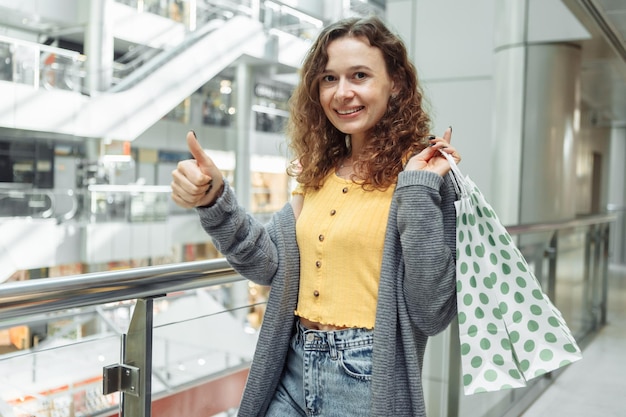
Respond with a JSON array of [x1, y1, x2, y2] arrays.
[[404, 127, 461, 176], [171, 131, 225, 208]]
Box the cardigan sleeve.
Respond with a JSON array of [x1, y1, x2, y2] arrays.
[[195, 181, 285, 286], [395, 170, 458, 335]]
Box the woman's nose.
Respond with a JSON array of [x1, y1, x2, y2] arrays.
[[335, 79, 354, 100]]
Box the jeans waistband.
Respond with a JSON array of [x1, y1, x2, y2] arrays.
[[295, 319, 374, 352]]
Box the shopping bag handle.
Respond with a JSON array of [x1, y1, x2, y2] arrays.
[[439, 149, 469, 198]]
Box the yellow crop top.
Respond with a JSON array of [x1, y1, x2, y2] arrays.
[[294, 173, 395, 329]]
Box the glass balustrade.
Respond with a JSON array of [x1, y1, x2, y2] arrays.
[[0, 188, 77, 220], [0, 289, 257, 417], [0, 35, 82, 93], [86, 184, 171, 223], [0, 216, 614, 417]]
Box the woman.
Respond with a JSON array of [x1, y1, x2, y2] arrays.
[[171, 15, 461, 417]]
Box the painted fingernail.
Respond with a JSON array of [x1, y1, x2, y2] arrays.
[[449, 126, 453, 132], [190, 130, 197, 139], [428, 135, 436, 140]]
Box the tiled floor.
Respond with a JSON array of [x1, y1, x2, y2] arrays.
[[520, 264, 626, 417]]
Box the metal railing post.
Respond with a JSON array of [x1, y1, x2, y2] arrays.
[[546, 232, 558, 301], [446, 321, 461, 417], [125, 298, 154, 417], [600, 224, 611, 325], [592, 225, 603, 328], [103, 298, 154, 417]]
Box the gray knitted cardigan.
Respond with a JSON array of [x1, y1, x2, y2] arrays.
[[197, 169, 458, 417]]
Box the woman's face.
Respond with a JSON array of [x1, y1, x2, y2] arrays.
[[318, 36, 397, 145]]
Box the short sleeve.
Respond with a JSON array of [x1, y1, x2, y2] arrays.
[[292, 182, 305, 196]]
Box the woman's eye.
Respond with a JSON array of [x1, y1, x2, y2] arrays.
[[355, 72, 367, 80], [322, 75, 336, 82]]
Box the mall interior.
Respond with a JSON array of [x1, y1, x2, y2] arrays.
[[0, 0, 625, 416]]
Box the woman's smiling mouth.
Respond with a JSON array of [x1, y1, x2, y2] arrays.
[[336, 106, 365, 115]]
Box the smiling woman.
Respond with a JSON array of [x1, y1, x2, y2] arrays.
[[318, 36, 398, 161], [171, 15, 462, 417]]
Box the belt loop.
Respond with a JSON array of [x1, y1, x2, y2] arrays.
[[294, 320, 302, 345], [327, 332, 338, 360]]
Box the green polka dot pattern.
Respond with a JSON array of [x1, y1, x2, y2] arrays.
[[454, 176, 582, 395]]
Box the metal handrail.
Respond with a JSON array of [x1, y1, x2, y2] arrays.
[[0, 214, 615, 322], [506, 213, 617, 234], [0, 258, 241, 322]]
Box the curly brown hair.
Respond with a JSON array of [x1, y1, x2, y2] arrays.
[[286, 15, 432, 191]]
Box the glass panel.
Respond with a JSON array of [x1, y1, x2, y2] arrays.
[[12, 43, 38, 87], [151, 284, 258, 395], [554, 230, 588, 338], [0, 335, 121, 417], [0, 41, 12, 82], [40, 52, 81, 92], [86, 185, 171, 223]]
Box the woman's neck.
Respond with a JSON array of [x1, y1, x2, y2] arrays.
[[337, 133, 367, 179], [350, 134, 366, 157]]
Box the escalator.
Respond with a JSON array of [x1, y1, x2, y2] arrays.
[[0, 15, 271, 140]]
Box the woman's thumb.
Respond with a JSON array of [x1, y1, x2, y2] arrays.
[[186, 131, 212, 173]]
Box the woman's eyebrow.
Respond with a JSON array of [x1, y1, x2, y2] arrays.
[[322, 64, 373, 73]]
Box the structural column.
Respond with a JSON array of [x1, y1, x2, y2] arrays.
[[608, 127, 626, 263], [492, 0, 580, 225], [235, 62, 252, 211], [85, 0, 114, 94], [519, 43, 580, 223], [231, 62, 253, 324], [491, 0, 528, 225]]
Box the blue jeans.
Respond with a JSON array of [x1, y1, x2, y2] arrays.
[[265, 320, 374, 417]]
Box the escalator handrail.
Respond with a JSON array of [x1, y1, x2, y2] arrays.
[[107, 18, 228, 93]]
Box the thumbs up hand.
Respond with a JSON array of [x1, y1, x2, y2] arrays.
[[171, 131, 225, 208]]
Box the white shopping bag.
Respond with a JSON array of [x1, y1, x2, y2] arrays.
[[442, 151, 582, 395]]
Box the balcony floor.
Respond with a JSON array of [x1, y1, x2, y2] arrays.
[[521, 264, 626, 417]]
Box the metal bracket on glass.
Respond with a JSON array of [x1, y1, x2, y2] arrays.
[[103, 364, 141, 397]]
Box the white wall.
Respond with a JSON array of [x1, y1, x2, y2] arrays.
[[387, 0, 496, 198]]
